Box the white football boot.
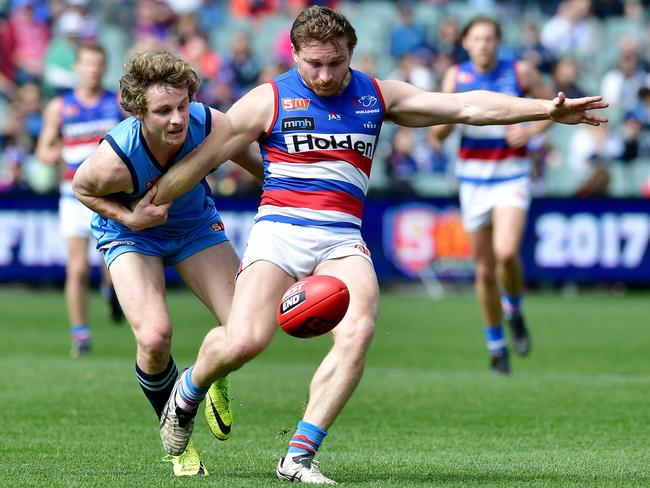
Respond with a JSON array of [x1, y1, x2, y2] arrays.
[[276, 455, 336, 484]]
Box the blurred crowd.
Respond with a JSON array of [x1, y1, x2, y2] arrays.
[[2, 0, 650, 198]]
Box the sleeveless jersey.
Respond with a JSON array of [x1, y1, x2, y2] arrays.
[[93, 102, 221, 238], [60, 90, 122, 196], [258, 68, 385, 229], [454, 59, 529, 184]]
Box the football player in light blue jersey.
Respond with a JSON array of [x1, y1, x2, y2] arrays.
[[72, 52, 263, 477], [149, 7, 606, 483], [431, 17, 557, 374]]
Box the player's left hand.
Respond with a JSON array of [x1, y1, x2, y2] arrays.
[[505, 125, 532, 149], [549, 92, 609, 126]]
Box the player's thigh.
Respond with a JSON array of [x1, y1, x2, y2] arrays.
[[314, 255, 379, 339], [492, 206, 527, 258], [226, 260, 295, 347], [175, 241, 240, 325], [108, 252, 171, 335]]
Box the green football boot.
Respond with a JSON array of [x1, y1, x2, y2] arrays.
[[163, 439, 208, 477], [204, 376, 232, 441]]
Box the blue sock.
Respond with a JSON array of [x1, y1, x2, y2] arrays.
[[70, 323, 90, 344], [175, 366, 209, 411], [501, 293, 523, 319], [135, 356, 178, 419], [484, 325, 507, 355], [287, 420, 327, 458]]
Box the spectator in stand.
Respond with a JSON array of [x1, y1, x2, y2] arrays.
[[389, 54, 435, 91], [134, 0, 176, 46], [0, 11, 17, 100], [540, 0, 600, 58], [600, 37, 649, 121], [14, 81, 43, 145], [222, 31, 261, 97], [568, 123, 622, 196], [9, 0, 51, 84], [622, 86, 650, 162], [230, 0, 279, 19], [42, 9, 84, 99], [432, 16, 466, 64], [591, 0, 624, 18], [65, 0, 98, 43], [518, 22, 556, 75], [552, 57, 587, 99], [389, 1, 429, 60]]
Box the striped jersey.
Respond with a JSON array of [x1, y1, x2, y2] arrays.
[[94, 102, 221, 238], [258, 68, 385, 229], [453, 59, 530, 184], [60, 90, 121, 196]]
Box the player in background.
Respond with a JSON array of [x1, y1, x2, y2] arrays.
[[150, 7, 606, 483], [430, 17, 557, 374], [36, 43, 124, 358], [72, 52, 263, 477]]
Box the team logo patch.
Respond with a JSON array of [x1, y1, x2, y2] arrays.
[[354, 95, 377, 108], [281, 116, 315, 132], [211, 221, 225, 232], [282, 98, 311, 111]]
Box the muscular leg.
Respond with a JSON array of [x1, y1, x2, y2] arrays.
[[303, 256, 378, 430], [109, 253, 171, 371], [175, 241, 240, 324], [65, 237, 91, 327], [190, 260, 295, 385]]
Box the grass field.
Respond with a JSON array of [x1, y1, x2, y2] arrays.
[[1, 287, 649, 487]]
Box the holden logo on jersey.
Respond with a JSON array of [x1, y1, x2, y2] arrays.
[[281, 116, 315, 132], [211, 221, 225, 232], [328, 112, 341, 121], [282, 98, 311, 111], [284, 133, 376, 158]]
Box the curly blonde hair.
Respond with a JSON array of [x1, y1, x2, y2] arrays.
[[119, 51, 200, 116]]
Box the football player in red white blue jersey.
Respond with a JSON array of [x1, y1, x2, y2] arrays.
[[37, 44, 123, 358], [72, 52, 263, 477], [431, 17, 558, 375], [151, 7, 607, 483]]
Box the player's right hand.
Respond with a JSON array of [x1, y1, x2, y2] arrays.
[[127, 186, 171, 232]]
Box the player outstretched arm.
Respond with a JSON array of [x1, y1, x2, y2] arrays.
[[72, 140, 171, 232], [379, 79, 608, 129], [153, 83, 275, 205]]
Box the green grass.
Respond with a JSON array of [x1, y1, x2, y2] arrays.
[[1, 288, 649, 487]]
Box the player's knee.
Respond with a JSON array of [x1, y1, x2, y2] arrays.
[[335, 316, 375, 356], [136, 328, 172, 359], [474, 262, 496, 283], [66, 261, 89, 283], [494, 245, 517, 264]]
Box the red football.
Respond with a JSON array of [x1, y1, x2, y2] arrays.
[[277, 275, 350, 338]]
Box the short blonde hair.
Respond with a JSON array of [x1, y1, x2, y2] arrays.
[[290, 6, 357, 54], [119, 51, 200, 116]]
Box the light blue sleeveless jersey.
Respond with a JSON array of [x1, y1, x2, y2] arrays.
[[91, 102, 228, 267]]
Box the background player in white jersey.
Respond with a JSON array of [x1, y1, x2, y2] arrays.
[[431, 17, 556, 374], [72, 52, 263, 476], [150, 7, 606, 483], [36, 43, 123, 357]]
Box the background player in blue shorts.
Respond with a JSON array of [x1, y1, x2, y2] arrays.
[[72, 51, 263, 476], [148, 7, 606, 483], [36, 43, 124, 358], [431, 17, 557, 374]]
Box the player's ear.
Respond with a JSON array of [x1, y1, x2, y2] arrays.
[[291, 43, 300, 64]]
